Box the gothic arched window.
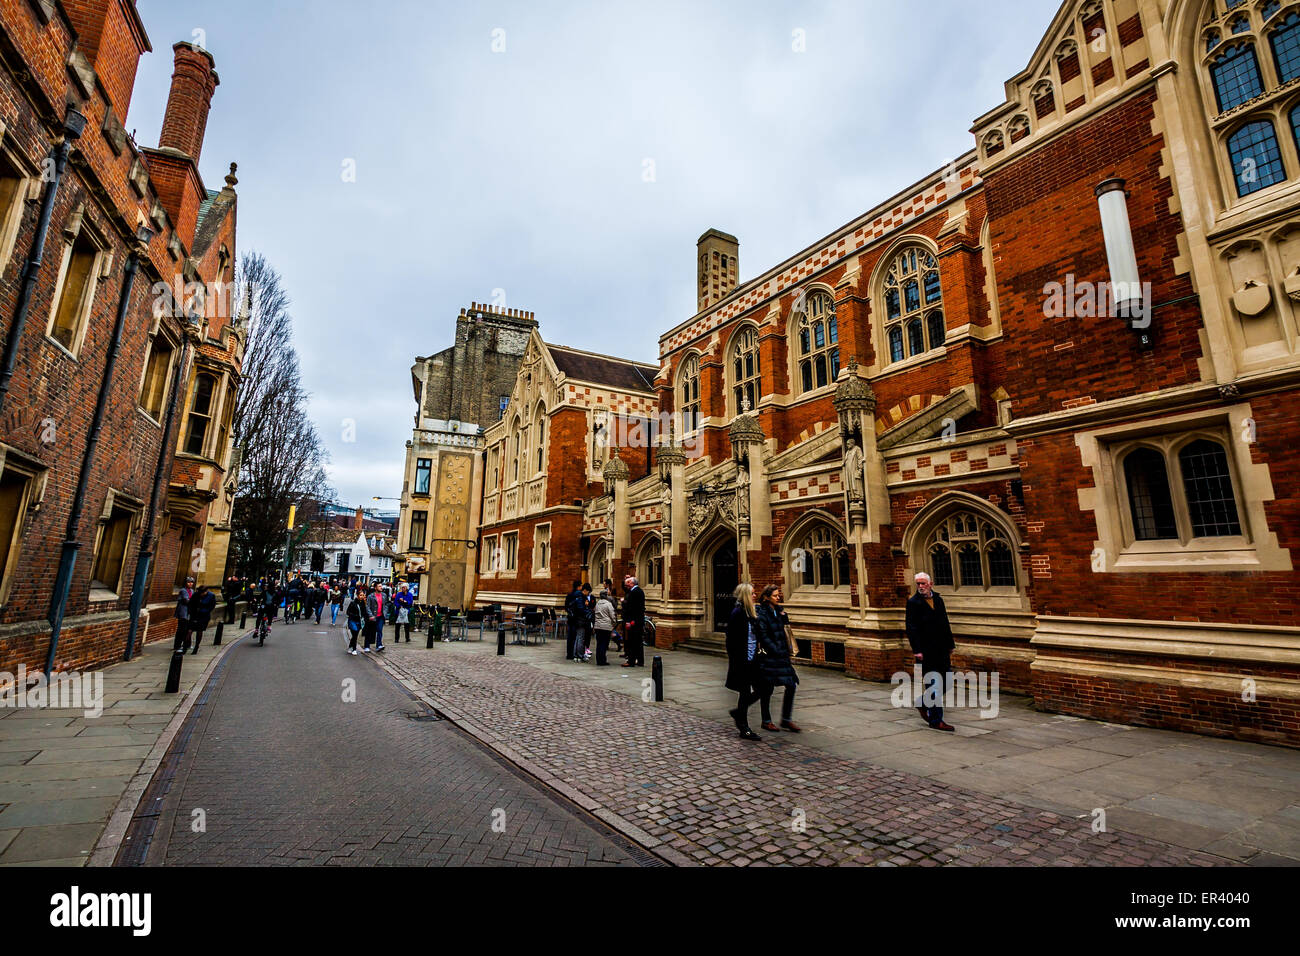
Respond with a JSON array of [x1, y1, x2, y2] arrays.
[[1199, 1, 1300, 202], [882, 246, 944, 364], [729, 326, 761, 414], [793, 291, 839, 394], [788, 521, 851, 590], [679, 353, 701, 434], [922, 510, 1018, 592]]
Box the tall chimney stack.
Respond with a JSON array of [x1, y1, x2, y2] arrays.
[[697, 229, 739, 313], [354, 507, 365, 531], [159, 41, 219, 164]]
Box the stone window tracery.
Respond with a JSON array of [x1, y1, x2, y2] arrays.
[[679, 353, 701, 435], [729, 325, 761, 414], [921, 510, 1018, 592], [1199, 0, 1300, 202], [882, 246, 944, 365], [788, 521, 851, 591], [793, 290, 839, 394]]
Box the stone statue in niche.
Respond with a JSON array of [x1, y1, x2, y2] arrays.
[[843, 435, 866, 503]]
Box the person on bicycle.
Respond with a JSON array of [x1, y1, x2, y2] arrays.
[[285, 576, 303, 623]]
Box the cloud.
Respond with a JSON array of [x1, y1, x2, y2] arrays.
[[131, 0, 1057, 506]]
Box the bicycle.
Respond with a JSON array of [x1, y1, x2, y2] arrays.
[[255, 611, 272, 646]]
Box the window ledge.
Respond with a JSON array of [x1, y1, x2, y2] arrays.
[[88, 587, 119, 603], [43, 336, 79, 362], [1112, 548, 1266, 572]]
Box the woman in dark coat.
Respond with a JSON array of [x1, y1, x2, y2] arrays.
[[755, 585, 800, 732], [724, 583, 763, 740], [188, 585, 217, 655]]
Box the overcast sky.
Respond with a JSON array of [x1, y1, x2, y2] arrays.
[[128, 0, 1058, 508]]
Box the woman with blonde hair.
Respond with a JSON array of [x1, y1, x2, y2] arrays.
[[724, 583, 764, 740]]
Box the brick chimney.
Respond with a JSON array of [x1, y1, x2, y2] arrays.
[[159, 41, 220, 164], [354, 507, 365, 531], [63, 0, 152, 118], [697, 229, 739, 313], [143, 41, 220, 251]]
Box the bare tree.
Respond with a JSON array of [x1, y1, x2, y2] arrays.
[[228, 252, 332, 578]]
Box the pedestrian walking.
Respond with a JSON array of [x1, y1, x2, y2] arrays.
[[174, 577, 195, 652], [330, 585, 344, 626], [394, 583, 414, 642], [592, 588, 617, 666], [188, 585, 217, 655], [311, 582, 327, 624], [906, 572, 956, 732], [345, 587, 364, 655], [222, 574, 241, 624], [621, 575, 645, 668], [725, 583, 764, 740], [366, 585, 386, 651], [755, 585, 800, 732]]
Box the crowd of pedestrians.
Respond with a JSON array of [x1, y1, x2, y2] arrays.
[[564, 575, 643, 667]]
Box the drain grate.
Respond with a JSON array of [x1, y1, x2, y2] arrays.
[[403, 711, 442, 722]]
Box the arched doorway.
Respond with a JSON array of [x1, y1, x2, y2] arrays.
[[710, 539, 738, 634]]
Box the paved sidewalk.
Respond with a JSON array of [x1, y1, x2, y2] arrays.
[[0, 627, 241, 866], [371, 637, 1269, 866]]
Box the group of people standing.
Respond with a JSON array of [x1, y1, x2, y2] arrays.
[[341, 580, 416, 655], [174, 577, 218, 655], [724, 583, 801, 740], [563, 576, 646, 668]]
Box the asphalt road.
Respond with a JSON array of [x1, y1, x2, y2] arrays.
[[133, 623, 644, 866]]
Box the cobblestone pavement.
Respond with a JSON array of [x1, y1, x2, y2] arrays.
[[375, 642, 1237, 867], [134, 625, 646, 866]]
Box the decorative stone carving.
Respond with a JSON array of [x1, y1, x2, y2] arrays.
[[1232, 279, 1272, 317], [842, 436, 866, 503], [688, 484, 737, 539]]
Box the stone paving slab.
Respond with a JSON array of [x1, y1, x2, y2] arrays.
[[0, 635, 240, 866], [373, 640, 1242, 867]]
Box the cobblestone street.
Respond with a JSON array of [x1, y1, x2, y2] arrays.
[[371, 638, 1280, 867], [129, 626, 646, 866]]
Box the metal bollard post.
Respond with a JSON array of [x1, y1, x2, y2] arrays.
[[213, 622, 224, 647], [240, 609, 247, 629], [497, 624, 506, 656], [164, 645, 185, 694], [652, 655, 664, 702], [427, 621, 436, 649]]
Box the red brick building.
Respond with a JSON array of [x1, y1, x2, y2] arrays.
[[475, 329, 657, 611], [472, 0, 1300, 747], [0, 0, 239, 677]]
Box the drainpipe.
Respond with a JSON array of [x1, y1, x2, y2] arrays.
[[0, 109, 87, 414], [45, 226, 153, 675], [125, 303, 194, 660]]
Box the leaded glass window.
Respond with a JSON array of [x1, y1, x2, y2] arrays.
[[882, 247, 944, 365]]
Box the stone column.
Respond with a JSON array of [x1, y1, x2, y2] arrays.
[[603, 448, 631, 560], [728, 412, 768, 585]]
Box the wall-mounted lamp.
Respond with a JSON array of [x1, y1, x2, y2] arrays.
[[1095, 178, 1153, 349]]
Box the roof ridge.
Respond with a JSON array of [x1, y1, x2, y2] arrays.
[[544, 341, 656, 368]]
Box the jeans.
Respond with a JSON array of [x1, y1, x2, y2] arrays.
[[565, 619, 580, 659], [760, 684, 795, 724], [375, 618, 384, 645], [348, 622, 360, 651], [330, 604, 339, 625], [916, 653, 951, 725], [314, 605, 323, 624], [573, 624, 590, 659], [594, 629, 611, 665]]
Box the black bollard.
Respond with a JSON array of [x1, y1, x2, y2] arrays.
[[213, 622, 224, 647], [497, 624, 506, 656], [164, 646, 185, 694], [427, 621, 435, 649], [652, 655, 664, 702], [240, 609, 247, 629]]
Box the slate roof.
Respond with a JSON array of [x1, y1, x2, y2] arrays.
[[546, 343, 657, 394]]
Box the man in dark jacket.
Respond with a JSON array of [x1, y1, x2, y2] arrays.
[[564, 580, 585, 660], [223, 575, 242, 624], [621, 576, 646, 668], [905, 572, 956, 731]]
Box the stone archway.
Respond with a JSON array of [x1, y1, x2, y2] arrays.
[[692, 524, 739, 636]]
